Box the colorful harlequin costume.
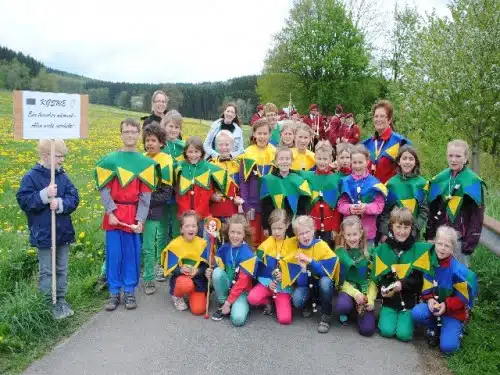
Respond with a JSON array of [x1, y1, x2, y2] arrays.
[[299, 168, 342, 246], [284, 237, 339, 318], [247, 236, 301, 325], [335, 247, 378, 336], [161, 236, 210, 315], [175, 159, 226, 220], [337, 171, 387, 241], [380, 173, 429, 240], [260, 171, 311, 237], [162, 138, 185, 244], [291, 148, 316, 171], [413, 253, 478, 353], [371, 238, 437, 341], [362, 127, 411, 183], [94, 151, 160, 297], [208, 156, 241, 219], [142, 151, 174, 283], [425, 167, 486, 263], [239, 144, 276, 246], [212, 242, 258, 326]]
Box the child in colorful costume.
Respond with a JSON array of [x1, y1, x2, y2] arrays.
[[239, 119, 276, 246], [261, 147, 311, 238], [335, 216, 377, 336], [264, 102, 283, 146], [162, 211, 210, 315], [160, 110, 185, 254], [425, 140, 486, 266], [372, 207, 437, 341], [380, 145, 428, 242], [413, 226, 478, 353], [206, 214, 258, 326], [291, 123, 316, 171], [362, 100, 411, 183], [142, 123, 174, 295], [338, 144, 387, 246], [299, 141, 342, 247], [94, 118, 160, 311], [287, 215, 340, 333], [176, 136, 226, 223], [208, 130, 243, 221], [248, 209, 300, 325]]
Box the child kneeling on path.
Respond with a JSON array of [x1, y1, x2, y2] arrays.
[[413, 226, 478, 353], [206, 214, 258, 326], [17, 139, 80, 320], [162, 211, 210, 315]]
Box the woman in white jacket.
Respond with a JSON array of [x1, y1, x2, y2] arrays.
[[204, 103, 244, 159]]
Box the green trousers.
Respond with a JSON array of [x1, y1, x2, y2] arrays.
[[165, 203, 180, 246], [378, 306, 414, 342], [142, 219, 166, 282], [212, 268, 250, 327]]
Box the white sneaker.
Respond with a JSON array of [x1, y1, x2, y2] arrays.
[[172, 295, 188, 311]]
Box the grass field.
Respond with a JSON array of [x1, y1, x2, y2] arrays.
[[0, 90, 498, 374]]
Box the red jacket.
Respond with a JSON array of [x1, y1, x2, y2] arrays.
[[102, 178, 151, 233], [309, 169, 342, 232], [327, 115, 342, 146], [303, 114, 327, 140], [177, 184, 215, 219], [250, 113, 263, 126], [422, 256, 468, 321], [339, 123, 360, 144]]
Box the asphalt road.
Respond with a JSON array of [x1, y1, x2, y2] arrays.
[[23, 282, 426, 375]]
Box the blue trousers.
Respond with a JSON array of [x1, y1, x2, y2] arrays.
[[105, 230, 141, 295], [412, 302, 463, 353], [292, 276, 333, 315]]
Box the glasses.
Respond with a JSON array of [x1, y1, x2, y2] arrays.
[[122, 130, 139, 135]]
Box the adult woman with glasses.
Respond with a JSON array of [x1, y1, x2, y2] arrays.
[[362, 100, 411, 184], [141, 90, 169, 128]]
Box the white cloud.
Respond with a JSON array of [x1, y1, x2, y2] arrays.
[[0, 0, 449, 83]]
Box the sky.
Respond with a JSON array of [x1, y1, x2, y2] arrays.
[[0, 0, 450, 84]]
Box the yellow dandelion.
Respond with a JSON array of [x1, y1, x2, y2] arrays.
[[79, 232, 86, 239]]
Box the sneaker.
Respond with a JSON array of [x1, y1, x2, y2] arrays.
[[172, 295, 188, 311], [212, 308, 224, 321], [105, 294, 120, 311], [155, 266, 167, 282], [317, 314, 331, 333], [57, 298, 75, 319], [124, 292, 137, 310], [262, 303, 273, 316], [426, 328, 440, 347], [52, 301, 65, 320], [144, 281, 156, 295], [339, 314, 349, 326]]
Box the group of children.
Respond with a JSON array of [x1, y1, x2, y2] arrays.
[[17, 100, 484, 355]]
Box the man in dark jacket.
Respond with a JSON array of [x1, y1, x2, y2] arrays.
[[16, 140, 80, 320]]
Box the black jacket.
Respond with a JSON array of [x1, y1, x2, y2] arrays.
[[147, 183, 173, 220]]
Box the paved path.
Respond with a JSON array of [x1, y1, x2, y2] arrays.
[[24, 282, 426, 375]]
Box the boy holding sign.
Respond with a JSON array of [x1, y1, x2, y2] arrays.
[[16, 139, 80, 320]]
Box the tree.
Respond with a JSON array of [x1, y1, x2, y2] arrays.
[[115, 91, 131, 108], [30, 68, 59, 92], [391, 0, 500, 170], [0, 58, 31, 90], [261, 0, 370, 114]]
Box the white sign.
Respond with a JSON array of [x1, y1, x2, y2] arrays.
[[13, 91, 88, 140]]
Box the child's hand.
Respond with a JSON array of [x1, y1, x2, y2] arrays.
[[433, 302, 446, 316], [296, 253, 312, 264], [181, 265, 192, 275], [349, 204, 362, 215], [357, 203, 366, 215], [366, 303, 374, 311], [275, 271, 282, 282], [221, 301, 231, 315], [205, 268, 213, 280], [269, 280, 277, 292], [47, 184, 57, 198], [49, 199, 58, 211], [108, 213, 119, 226], [355, 293, 366, 305], [427, 298, 437, 312], [393, 281, 402, 292], [234, 196, 244, 205], [132, 222, 143, 233], [263, 229, 269, 238], [211, 193, 222, 202]]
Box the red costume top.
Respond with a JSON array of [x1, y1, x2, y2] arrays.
[[339, 123, 360, 144], [309, 169, 342, 232], [177, 184, 215, 219]]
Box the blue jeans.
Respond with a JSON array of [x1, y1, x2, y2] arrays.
[[412, 302, 463, 353], [292, 276, 333, 315]]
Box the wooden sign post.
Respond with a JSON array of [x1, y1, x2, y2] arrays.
[[13, 90, 88, 304]]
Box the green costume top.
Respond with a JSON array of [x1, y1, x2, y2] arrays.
[[372, 242, 437, 283], [259, 172, 311, 214], [270, 122, 283, 146], [299, 170, 342, 209], [176, 159, 227, 196], [162, 139, 185, 165], [145, 151, 174, 186], [386, 174, 429, 218], [428, 167, 485, 223], [337, 247, 371, 293], [94, 151, 160, 190], [240, 144, 276, 180]]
